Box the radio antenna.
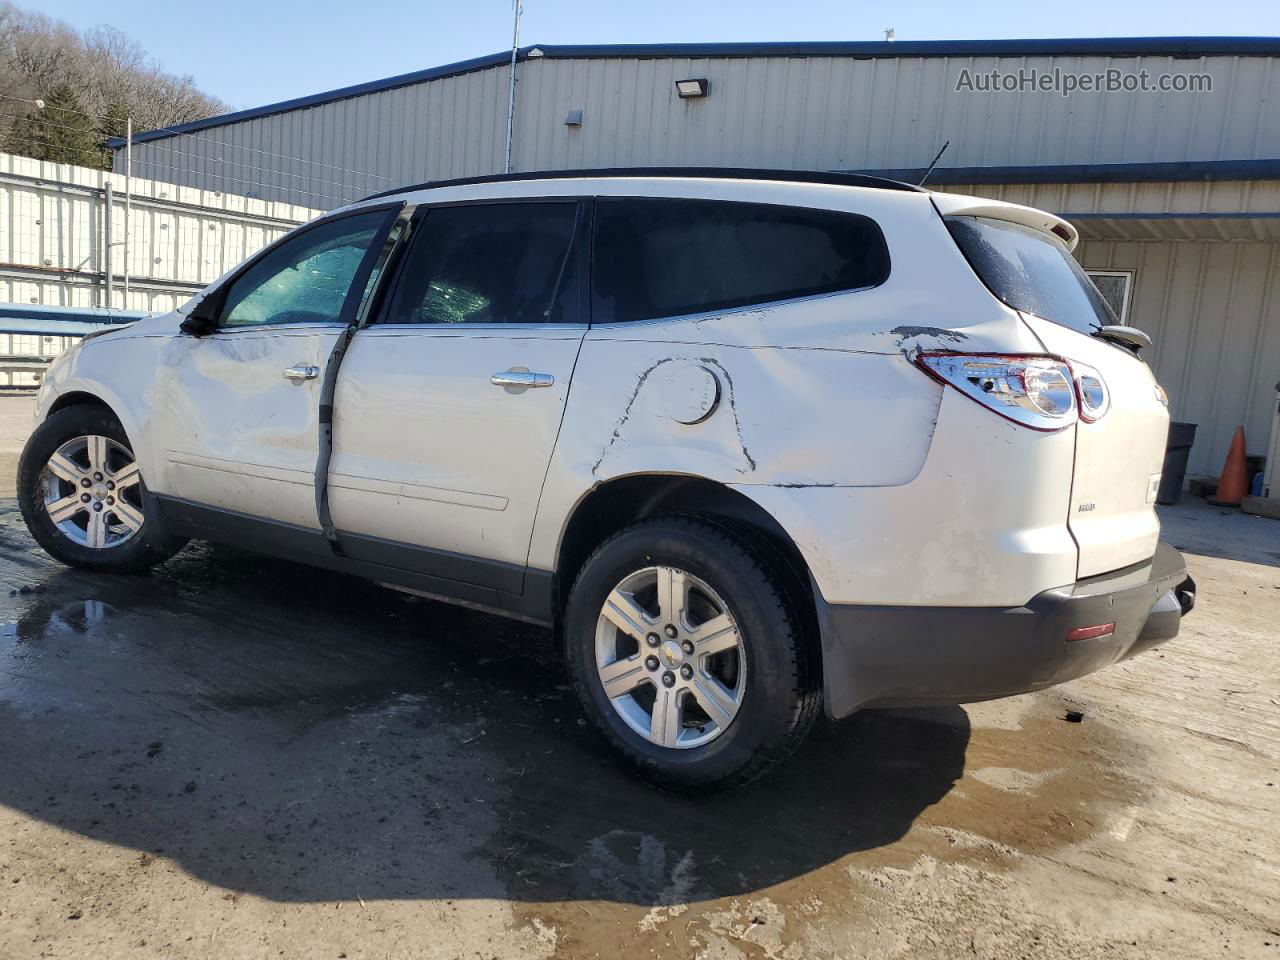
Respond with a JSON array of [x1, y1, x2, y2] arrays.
[[917, 139, 951, 186]]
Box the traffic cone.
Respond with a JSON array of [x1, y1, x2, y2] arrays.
[[1207, 427, 1248, 507]]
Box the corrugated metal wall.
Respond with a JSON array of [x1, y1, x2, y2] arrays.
[[128, 66, 513, 211], [1077, 239, 1280, 477], [123, 51, 1280, 210], [1, 153, 321, 312], [515, 53, 1279, 175]]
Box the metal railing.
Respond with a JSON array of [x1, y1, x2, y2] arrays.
[[0, 305, 147, 391]]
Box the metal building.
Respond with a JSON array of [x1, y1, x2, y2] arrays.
[[111, 37, 1280, 480]]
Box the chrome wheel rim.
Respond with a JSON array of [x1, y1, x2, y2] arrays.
[[594, 565, 746, 750], [41, 435, 144, 549]]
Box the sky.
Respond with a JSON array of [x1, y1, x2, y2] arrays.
[[36, 0, 1280, 111]]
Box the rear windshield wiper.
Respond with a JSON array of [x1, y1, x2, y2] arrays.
[[1093, 325, 1152, 352]]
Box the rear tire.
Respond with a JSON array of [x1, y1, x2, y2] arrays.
[[17, 405, 182, 573], [564, 515, 821, 790]]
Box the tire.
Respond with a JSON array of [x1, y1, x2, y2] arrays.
[[564, 515, 821, 790], [17, 405, 182, 573]]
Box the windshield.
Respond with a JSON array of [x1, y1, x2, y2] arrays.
[[946, 216, 1116, 335]]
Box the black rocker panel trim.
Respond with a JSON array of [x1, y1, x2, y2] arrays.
[[151, 494, 554, 623]]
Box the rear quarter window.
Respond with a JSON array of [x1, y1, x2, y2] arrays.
[[592, 197, 889, 324], [946, 215, 1116, 336]]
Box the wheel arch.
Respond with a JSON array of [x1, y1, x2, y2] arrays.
[[553, 473, 821, 655], [47, 390, 117, 418]]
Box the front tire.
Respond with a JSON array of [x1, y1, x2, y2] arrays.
[[564, 516, 820, 790], [17, 405, 181, 573]]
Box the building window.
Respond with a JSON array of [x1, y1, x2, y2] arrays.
[[1086, 270, 1133, 324]]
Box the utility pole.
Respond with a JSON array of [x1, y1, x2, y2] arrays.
[[103, 181, 113, 308], [504, 0, 522, 174], [123, 116, 132, 305]]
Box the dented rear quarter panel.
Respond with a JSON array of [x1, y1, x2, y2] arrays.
[[735, 390, 1079, 607]]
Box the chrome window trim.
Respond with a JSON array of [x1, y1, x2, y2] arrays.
[[205, 321, 351, 335]]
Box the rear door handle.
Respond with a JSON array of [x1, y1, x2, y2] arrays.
[[283, 365, 320, 382], [490, 370, 554, 388]]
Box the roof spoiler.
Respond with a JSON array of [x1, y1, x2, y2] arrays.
[[928, 193, 1079, 250]]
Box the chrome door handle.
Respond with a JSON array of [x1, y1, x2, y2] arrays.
[[283, 365, 320, 382], [490, 370, 554, 388]]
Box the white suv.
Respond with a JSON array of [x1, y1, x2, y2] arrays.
[[18, 169, 1195, 788]]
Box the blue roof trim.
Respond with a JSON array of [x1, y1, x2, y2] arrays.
[[112, 36, 1280, 147], [530, 36, 1280, 59], [854, 159, 1280, 185]]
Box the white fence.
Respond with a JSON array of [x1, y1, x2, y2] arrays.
[[0, 152, 323, 314]]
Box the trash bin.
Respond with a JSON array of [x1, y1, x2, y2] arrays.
[[1157, 422, 1197, 505]]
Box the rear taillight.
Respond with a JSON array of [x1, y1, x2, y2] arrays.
[[917, 353, 1077, 431], [1073, 362, 1110, 422]]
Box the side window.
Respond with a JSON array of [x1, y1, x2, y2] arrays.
[[219, 211, 389, 328], [591, 197, 890, 324], [380, 202, 579, 325]]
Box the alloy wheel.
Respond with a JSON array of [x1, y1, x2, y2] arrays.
[[594, 565, 746, 749], [41, 434, 144, 549]]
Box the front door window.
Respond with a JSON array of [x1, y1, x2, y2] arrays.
[[220, 212, 390, 328]]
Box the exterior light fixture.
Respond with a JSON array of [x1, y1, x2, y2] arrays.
[[564, 108, 583, 126], [675, 78, 710, 99]]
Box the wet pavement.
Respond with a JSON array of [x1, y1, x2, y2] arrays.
[[0, 395, 1277, 959], [0, 511, 974, 905]]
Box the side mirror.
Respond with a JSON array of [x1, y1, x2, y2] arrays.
[[179, 299, 218, 337]]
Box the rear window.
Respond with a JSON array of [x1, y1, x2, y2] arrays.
[[946, 216, 1116, 335], [592, 197, 889, 324]]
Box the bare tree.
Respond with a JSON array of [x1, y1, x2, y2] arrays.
[[0, 1, 227, 165]]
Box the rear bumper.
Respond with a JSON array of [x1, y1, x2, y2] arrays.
[[817, 542, 1194, 718]]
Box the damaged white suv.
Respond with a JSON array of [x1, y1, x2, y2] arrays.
[[19, 169, 1195, 788]]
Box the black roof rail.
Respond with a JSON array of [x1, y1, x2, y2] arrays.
[[359, 166, 924, 202]]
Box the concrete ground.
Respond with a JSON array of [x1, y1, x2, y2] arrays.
[[0, 393, 1277, 959], [0, 393, 34, 499]]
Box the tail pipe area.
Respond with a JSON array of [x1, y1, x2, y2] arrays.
[[1128, 575, 1197, 659]]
